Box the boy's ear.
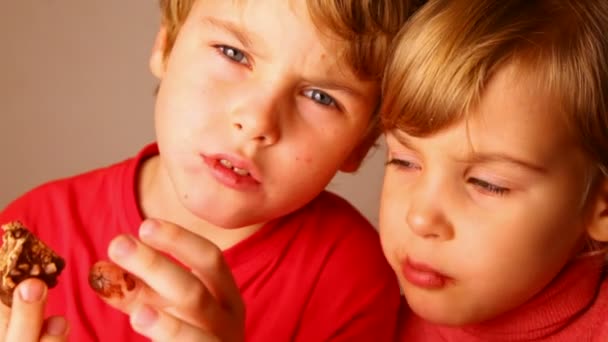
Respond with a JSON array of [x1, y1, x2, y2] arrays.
[[339, 136, 378, 173], [586, 176, 608, 242], [339, 146, 369, 173], [149, 26, 168, 79], [340, 119, 382, 173]]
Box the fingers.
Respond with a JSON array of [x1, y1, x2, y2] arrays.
[[90, 268, 239, 342], [139, 219, 242, 314], [101, 219, 245, 340], [5, 279, 48, 341], [39, 317, 69, 342], [130, 304, 221, 342], [106, 234, 227, 330], [88, 261, 225, 342], [107, 235, 210, 311], [2, 280, 69, 342], [88, 261, 167, 314], [0, 299, 10, 337], [0, 280, 69, 342]]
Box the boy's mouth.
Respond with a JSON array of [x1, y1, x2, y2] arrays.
[[219, 159, 250, 176], [201, 153, 263, 185]]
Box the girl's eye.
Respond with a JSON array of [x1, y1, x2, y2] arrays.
[[468, 178, 510, 196], [218, 45, 248, 64], [303, 89, 336, 107], [386, 158, 420, 170]]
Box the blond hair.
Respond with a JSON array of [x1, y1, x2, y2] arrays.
[[158, 0, 422, 161], [381, 0, 608, 176]]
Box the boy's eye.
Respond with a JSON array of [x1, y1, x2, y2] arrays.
[[303, 89, 336, 107], [468, 178, 510, 196], [218, 45, 248, 64], [386, 158, 420, 170]]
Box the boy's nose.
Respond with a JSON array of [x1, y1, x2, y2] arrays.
[[230, 97, 281, 147], [231, 120, 278, 146]]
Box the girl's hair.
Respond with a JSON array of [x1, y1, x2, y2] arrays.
[[158, 0, 423, 165], [381, 0, 608, 177]]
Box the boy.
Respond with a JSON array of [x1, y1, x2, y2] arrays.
[[0, 0, 419, 340]]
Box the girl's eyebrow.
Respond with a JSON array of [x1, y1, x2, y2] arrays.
[[390, 130, 548, 174], [390, 130, 419, 151], [464, 153, 549, 174]]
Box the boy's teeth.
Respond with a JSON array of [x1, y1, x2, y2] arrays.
[[219, 159, 250, 176], [219, 159, 233, 168], [233, 167, 249, 176]]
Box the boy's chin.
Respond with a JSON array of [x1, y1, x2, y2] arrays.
[[193, 209, 260, 229], [182, 199, 265, 229], [207, 217, 263, 229]]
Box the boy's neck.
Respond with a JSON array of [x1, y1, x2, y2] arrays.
[[136, 156, 264, 250]]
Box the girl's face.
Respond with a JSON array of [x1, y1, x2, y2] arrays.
[[380, 64, 598, 325]]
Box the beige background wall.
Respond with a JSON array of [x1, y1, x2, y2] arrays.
[[0, 1, 386, 226]]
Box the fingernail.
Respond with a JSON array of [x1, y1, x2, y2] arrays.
[[109, 235, 136, 258], [139, 219, 158, 238], [45, 317, 68, 336], [131, 305, 158, 328], [19, 280, 46, 303]]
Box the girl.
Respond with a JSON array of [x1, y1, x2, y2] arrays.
[[380, 0, 608, 340]]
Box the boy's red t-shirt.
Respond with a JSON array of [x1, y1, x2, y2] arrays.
[[0, 144, 400, 342]]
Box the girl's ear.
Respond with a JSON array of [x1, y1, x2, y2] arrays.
[[586, 176, 608, 242], [149, 26, 168, 79]]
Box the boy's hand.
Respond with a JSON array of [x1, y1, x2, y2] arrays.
[[0, 279, 69, 342], [94, 219, 245, 342]]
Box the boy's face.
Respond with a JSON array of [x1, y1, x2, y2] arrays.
[[380, 64, 596, 325], [150, 0, 378, 228]]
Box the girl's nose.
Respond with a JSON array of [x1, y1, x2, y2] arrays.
[[406, 185, 454, 241]]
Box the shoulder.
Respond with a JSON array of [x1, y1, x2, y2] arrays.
[[295, 190, 400, 304], [3, 158, 127, 209], [302, 190, 376, 234], [285, 191, 387, 270], [290, 192, 401, 340], [0, 146, 146, 230], [288, 190, 384, 259]]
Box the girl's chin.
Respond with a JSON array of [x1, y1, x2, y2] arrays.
[[408, 301, 488, 326]]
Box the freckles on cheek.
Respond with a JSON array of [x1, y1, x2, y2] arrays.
[[295, 155, 313, 165]]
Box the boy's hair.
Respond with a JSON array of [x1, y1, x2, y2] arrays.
[[381, 0, 608, 177], [158, 0, 422, 166]]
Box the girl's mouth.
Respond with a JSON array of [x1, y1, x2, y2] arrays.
[[401, 257, 451, 289]]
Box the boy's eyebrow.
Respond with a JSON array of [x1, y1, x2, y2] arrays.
[[202, 17, 257, 50], [311, 79, 365, 99], [201, 17, 366, 100]]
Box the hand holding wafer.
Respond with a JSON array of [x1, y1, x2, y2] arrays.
[[88, 219, 245, 342], [0, 221, 69, 341]]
